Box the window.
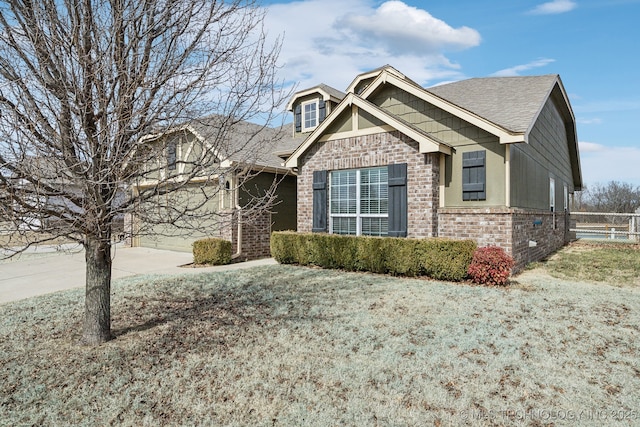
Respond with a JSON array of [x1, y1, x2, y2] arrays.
[[549, 177, 556, 212], [295, 98, 326, 133], [563, 184, 568, 212], [329, 167, 388, 236], [220, 179, 233, 210], [302, 100, 318, 131], [462, 150, 486, 201]]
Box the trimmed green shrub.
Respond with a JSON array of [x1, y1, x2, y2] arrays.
[[467, 246, 514, 286], [418, 238, 477, 282], [271, 232, 476, 282], [193, 238, 232, 265], [383, 238, 421, 276], [270, 231, 313, 265], [355, 236, 387, 274]]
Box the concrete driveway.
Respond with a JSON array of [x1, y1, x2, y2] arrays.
[[0, 244, 276, 304]]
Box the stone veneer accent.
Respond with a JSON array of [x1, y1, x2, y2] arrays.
[[297, 131, 439, 237], [438, 208, 570, 273]]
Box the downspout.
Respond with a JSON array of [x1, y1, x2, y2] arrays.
[[231, 175, 243, 259], [232, 208, 243, 259], [505, 144, 511, 208]]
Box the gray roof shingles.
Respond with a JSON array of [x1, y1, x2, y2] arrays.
[[427, 75, 559, 133], [183, 73, 561, 170], [186, 116, 297, 170]]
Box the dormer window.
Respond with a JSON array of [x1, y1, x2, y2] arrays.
[[302, 100, 318, 131]]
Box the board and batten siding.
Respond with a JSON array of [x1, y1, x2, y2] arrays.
[[368, 85, 506, 208], [510, 97, 574, 210], [369, 86, 498, 147]]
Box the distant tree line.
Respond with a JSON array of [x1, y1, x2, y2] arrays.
[[574, 181, 640, 213]]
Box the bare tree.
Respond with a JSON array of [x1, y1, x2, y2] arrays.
[[0, 0, 288, 345], [586, 181, 640, 214]]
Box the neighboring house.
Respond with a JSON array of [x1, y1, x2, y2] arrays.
[[2, 157, 123, 234], [130, 117, 297, 260], [284, 65, 582, 272]]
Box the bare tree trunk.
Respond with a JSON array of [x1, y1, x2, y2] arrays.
[[0, 0, 287, 346], [82, 234, 112, 345]]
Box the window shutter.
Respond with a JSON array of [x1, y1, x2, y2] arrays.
[[294, 104, 302, 133], [318, 100, 326, 123], [167, 141, 177, 170], [387, 163, 407, 237], [312, 170, 327, 232], [462, 151, 486, 201]]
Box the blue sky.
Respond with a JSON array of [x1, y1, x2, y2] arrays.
[[260, 0, 640, 187]]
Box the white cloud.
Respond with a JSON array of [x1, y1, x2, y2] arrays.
[[337, 1, 481, 55], [528, 0, 578, 15], [263, 0, 480, 92], [490, 58, 555, 77], [577, 118, 603, 125], [579, 144, 640, 186], [579, 141, 605, 152]]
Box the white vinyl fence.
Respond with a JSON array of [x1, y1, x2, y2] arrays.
[[571, 212, 640, 241]]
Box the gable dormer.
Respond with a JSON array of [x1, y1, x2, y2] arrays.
[[287, 84, 345, 135]]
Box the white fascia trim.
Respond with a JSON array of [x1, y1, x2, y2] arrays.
[[360, 71, 526, 144], [345, 66, 406, 94], [286, 87, 341, 111]]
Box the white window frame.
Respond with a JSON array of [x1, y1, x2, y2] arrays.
[[301, 100, 318, 132], [329, 167, 388, 236], [219, 178, 234, 210]]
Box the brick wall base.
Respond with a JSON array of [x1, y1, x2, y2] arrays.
[[231, 210, 272, 261], [438, 208, 570, 273]]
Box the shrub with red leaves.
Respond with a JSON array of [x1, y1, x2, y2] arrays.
[[467, 246, 514, 286]]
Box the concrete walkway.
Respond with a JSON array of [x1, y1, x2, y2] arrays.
[[0, 244, 277, 304]]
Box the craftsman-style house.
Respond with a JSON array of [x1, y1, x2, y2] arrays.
[[283, 66, 582, 271]]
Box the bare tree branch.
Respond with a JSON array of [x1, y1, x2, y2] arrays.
[[0, 0, 290, 345]]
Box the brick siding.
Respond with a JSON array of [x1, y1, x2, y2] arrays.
[[438, 208, 570, 273], [230, 210, 272, 261], [297, 130, 571, 274]]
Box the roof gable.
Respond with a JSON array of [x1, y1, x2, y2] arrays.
[[286, 84, 345, 111], [359, 70, 524, 144], [284, 93, 451, 168], [284, 66, 581, 189], [144, 116, 296, 172]]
